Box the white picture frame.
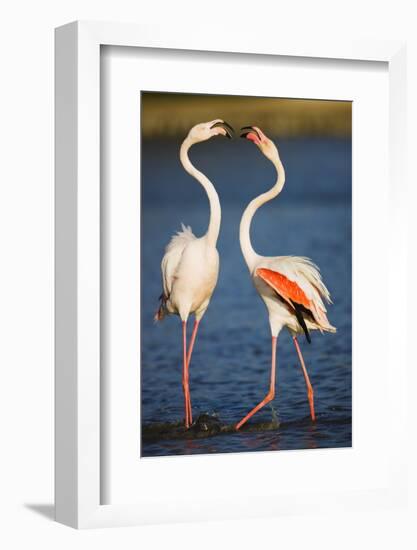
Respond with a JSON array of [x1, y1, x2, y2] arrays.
[[55, 20, 407, 529]]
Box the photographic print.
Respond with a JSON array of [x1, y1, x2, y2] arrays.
[[140, 92, 352, 457]]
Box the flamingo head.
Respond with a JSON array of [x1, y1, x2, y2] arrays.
[[240, 126, 279, 162], [187, 119, 234, 143]]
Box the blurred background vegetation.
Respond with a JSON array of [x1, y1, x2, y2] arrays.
[[141, 92, 351, 139]]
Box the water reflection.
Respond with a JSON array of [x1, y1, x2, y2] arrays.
[[141, 137, 352, 457]]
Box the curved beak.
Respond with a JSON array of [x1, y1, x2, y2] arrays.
[[240, 126, 263, 146], [240, 126, 261, 140], [210, 120, 235, 139]]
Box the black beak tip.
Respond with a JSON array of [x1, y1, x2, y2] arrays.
[[222, 120, 235, 138], [210, 120, 235, 139], [240, 126, 252, 139], [240, 126, 260, 141]]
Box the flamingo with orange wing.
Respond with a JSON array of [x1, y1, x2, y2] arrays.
[[236, 126, 336, 430]]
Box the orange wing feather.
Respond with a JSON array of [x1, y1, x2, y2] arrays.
[[256, 268, 311, 309], [256, 267, 336, 334]]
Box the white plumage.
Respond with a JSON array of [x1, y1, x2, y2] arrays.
[[157, 225, 220, 322], [159, 223, 196, 310], [155, 119, 233, 428]]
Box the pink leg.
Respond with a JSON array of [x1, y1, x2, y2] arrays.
[[236, 336, 277, 430], [185, 319, 200, 424], [181, 321, 191, 428], [293, 336, 315, 421], [186, 319, 200, 367]]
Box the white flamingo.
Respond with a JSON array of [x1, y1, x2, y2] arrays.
[[236, 126, 336, 430], [155, 119, 234, 428]]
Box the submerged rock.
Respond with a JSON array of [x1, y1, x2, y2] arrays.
[[141, 413, 280, 443], [190, 413, 223, 435]]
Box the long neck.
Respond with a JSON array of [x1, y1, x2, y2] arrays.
[[239, 154, 286, 269], [180, 137, 221, 247]]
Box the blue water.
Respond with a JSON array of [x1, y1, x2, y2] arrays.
[[141, 136, 352, 457]]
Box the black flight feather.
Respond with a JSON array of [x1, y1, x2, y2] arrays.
[[290, 300, 312, 344]]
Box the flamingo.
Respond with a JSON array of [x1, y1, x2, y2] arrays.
[[154, 119, 234, 429], [235, 126, 336, 430]]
